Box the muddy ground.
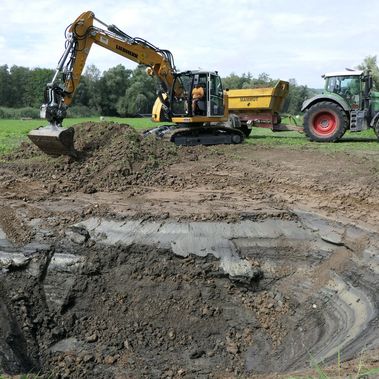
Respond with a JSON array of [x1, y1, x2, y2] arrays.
[[0, 122, 378, 378]]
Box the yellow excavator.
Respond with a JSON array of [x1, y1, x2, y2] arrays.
[[28, 11, 244, 157]]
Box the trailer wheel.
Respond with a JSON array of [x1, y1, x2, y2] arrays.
[[303, 102, 347, 142]]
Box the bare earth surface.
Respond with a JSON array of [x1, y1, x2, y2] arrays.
[[0, 122, 378, 378]]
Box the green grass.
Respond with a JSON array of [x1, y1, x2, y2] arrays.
[[244, 114, 378, 152], [284, 349, 379, 379], [246, 126, 378, 152], [0, 117, 166, 154], [0, 116, 377, 156]]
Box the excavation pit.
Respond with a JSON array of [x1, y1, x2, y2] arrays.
[[1, 213, 378, 378]]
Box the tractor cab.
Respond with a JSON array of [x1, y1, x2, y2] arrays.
[[322, 70, 364, 109]]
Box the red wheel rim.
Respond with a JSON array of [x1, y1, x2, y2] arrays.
[[312, 111, 338, 136]]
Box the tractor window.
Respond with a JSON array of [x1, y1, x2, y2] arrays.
[[326, 76, 360, 96]]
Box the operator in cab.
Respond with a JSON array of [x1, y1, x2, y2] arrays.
[[192, 84, 205, 114]]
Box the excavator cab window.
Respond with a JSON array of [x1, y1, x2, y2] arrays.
[[171, 74, 191, 116], [171, 72, 208, 117], [209, 74, 224, 116], [192, 74, 207, 116], [170, 72, 224, 117]]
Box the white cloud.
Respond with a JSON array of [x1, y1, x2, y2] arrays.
[[0, 0, 379, 87]]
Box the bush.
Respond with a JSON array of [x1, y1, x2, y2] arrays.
[[0, 107, 39, 119], [0, 106, 98, 120], [67, 105, 98, 118]]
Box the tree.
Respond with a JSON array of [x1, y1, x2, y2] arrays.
[[282, 78, 313, 115], [73, 76, 91, 107], [9, 66, 31, 107], [357, 55, 379, 90], [222, 72, 253, 89], [116, 65, 157, 116], [0, 65, 11, 107], [222, 72, 276, 90], [84, 64, 101, 82], [28, 68, 55, 107], [93, 64, 133, 115], [73, 64, 102, 109], [250, 72, 276, 88]]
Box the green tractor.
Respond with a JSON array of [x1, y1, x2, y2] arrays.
[[302, 70, 379, 141]]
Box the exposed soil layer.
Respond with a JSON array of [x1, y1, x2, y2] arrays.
[[0, 122, 378, 377]]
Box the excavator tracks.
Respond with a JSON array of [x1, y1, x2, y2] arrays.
[[169, 125, 245, 146]]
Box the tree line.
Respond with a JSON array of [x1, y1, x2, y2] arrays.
[[0, 63, 333, 119]]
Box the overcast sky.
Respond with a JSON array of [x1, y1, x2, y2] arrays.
[[1, 0, 378, 88]]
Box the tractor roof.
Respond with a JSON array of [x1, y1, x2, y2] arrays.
[[322, 70, 363, 78]]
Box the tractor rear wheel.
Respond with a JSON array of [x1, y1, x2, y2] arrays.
[[303, 102, 347, 142]]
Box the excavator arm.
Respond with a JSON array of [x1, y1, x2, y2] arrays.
[[30, 11, 178, 156]]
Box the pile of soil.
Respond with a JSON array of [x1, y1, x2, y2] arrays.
[[3, 121, 378, 228], [3, 241, 271, 378], [3, 220, 377, 378], [3, 122, 189, 193]]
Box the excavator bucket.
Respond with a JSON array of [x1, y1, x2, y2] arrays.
[[28, 124, 77, 158]]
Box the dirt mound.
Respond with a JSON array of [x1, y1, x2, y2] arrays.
[[4, 122, 184, 193], [2, 241, 266, 378], [3, 217, 378, 378], [48, 245, 262, 378]]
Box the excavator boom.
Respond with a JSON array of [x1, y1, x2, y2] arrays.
[[28, 11, 177, 157]]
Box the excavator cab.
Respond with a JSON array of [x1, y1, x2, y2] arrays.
[[170, 71, 225, 119], [166, 71, 244, 145]]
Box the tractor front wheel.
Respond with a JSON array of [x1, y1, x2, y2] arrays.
[[303, 102, 347, 142]]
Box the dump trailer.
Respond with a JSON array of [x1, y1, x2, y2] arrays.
[[226, 80, 290, 137]]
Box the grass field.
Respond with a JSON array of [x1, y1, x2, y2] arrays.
[[0, 116, 377, 155], [0, 117, 162, 155]]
